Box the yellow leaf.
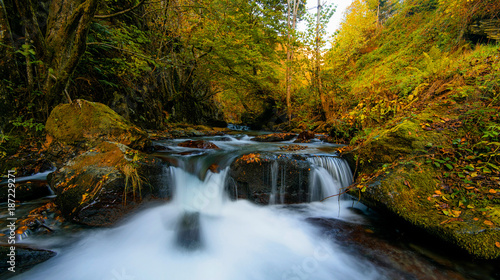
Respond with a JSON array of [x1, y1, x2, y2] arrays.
[[484, 220, 494, 226], [470, 172, 478, 178], [452, 210, 461, 217]]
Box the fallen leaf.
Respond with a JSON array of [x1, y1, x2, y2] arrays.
[[489, 189, 497, 194], [435, 190, 442, 195], [452, 210, 461, 217], [484, 220, 494, 226], [496, 242, 500, 248], [473, 217, 479, 221]]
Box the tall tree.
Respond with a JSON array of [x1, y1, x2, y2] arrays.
[[285, 0, 300, 122], [10, 0, 101, 115]]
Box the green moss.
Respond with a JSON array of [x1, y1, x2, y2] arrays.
[[360, 163, 500, 259], [46, 99, 150, 149]]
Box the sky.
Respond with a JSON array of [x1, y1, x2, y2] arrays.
[[326, 0, 354, 34], [299, 0, 354, 46]]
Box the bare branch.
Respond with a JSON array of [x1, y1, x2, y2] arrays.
[[94, 0, 147, 19]]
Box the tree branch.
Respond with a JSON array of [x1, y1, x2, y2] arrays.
[[94, 0, 147, 19]]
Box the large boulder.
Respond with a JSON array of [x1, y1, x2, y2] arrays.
[[45, 99, 150, 150], [227, 153, 311, 204], [50, 141, 168, 226], [351, 117, 500, 259], [357, 164, 500, 259]]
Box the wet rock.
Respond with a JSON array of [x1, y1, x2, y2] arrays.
[[178, 140, 219, 149], [50, 141, 168, 227], [0, 180, 52, 202], [307, 218, 467, 280], [153, 144, 170, 151], [45, 99, 151, 150], [227, 153, 311, 204], [0, 245, 56, 278], [175, 212, 202, 251], [294, 130, 316, 143], [251, 133, 296, 142]]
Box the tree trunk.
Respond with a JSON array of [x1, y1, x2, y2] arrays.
[[0, 0, 17, 81], [43, 0, 99, 108], [286, 0, 299, 123], [8, 0, 99, 116]]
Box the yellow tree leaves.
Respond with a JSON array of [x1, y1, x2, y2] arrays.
[[328, 0, 377, 65]]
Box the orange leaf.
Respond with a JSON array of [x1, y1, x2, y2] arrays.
[[434, 190, 442, 195], [489, 189, 497, 194], [495, 242, 500, 248], [484, 220, 494, 226], [473, 218, 479, 221]]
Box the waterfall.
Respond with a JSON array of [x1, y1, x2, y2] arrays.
[[307, 156, 353, 202], [14, 149, 386, 280], [169, 166, 229, 214], [269, 161, 279, 204]]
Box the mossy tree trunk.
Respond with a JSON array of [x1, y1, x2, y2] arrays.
[[9, 0, 99, 116]]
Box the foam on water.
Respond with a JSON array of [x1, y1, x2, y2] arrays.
[[15, 166, 382, 280]]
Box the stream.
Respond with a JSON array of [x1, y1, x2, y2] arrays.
[[6, 134, 500, 279]]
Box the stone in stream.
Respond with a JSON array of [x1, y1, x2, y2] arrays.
[[250, 133, 296, 142], [177, 140, 219, 149], [175, 212, 202, 251], [227, 153, 311, 204], [294, 130, 316, 143], [50, 141, 168, 227], [0, 245, 56, 278], [0, 180, 52, 202]]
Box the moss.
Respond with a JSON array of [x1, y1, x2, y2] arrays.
[[359, 163, 500, 259], [46, 99, 150, 150]]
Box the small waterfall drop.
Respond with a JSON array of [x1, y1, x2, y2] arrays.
[[308, 156, 353, 202], [170, 166, 229, 214], [269, 161, 279, 204]]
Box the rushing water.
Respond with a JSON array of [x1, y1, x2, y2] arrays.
[[10, 134, 500, 279]]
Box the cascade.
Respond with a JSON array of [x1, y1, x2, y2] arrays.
[[13, 141, 386, 280], [307, 156, 353, 201]]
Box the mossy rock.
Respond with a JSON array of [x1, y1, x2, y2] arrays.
[[355, 120, 445, 171], [356, 163, 500, 259], [251, 133, 296, 142], [51, 141, 167, 226], [46, 99, 150, 150]]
